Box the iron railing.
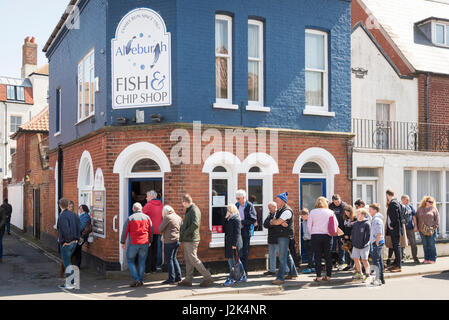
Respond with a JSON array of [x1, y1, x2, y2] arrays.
[[352, 119, 449, 152]]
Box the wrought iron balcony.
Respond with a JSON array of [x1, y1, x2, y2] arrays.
[[352, 119, 449, 152]]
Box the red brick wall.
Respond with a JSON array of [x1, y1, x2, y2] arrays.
[[351, 0, 413, 77], [0, 85, 6, 101], [45, 125, 352, 267]]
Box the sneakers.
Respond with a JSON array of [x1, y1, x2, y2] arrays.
[[162, 280, 177, 285], [362, 274, 371, 283], [236, 275, 247, 283], [389, 267, 402, 273], [263, 271, 276, 276], [414, 258, 421, 264], [177, 280, 193, 287], [343, 265, 352, 271], [337, 264, 347, 271], [272, 279, 285, 285], [285, 274, 298, 280], [199, 277, 214, 287], [352, 272, 362, 280], [429, 260, 436, 264], [59, 284, 75, 290], [302, 268, 313, 274], [223, 278, 234, 287]]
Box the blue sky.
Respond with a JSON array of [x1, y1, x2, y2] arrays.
[[0, 0, 69, 78]]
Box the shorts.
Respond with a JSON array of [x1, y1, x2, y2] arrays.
[[351, 246, 370, 260]]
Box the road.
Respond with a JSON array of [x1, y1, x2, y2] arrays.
[[1, 233, 448, 300]]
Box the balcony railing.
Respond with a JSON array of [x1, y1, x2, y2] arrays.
[[352, 119, 449, 152]]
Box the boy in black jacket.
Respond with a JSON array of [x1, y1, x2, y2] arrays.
[[351, 208, 371, 282]]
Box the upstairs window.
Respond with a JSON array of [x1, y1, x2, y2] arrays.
[[248, 20, 264, 107], [215, 15, 235, 109], [55, 88, 61, 133], [305, 29, 329, 112], [434, 22, 449, 46], [6, 85, 25, 102], [10, 116, 22, 133], [78, 50, 95, 122]]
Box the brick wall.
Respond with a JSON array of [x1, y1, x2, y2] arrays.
[[44, 124, 352, 271]]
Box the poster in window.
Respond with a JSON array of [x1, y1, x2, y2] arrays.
[[92, 190, 106, 237]]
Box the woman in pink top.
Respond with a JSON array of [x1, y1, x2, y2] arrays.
[[308, 197, 338, 282]]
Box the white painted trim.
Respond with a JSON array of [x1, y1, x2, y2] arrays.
[[213, 103, 239, 110], [202, 151, 241, 174], [215, 15, 233, 105], [245, 105, 271, 112], [248, 19, 264, 106], [293, 147, 340, 199], [240, 152, 279, 174], [113, 142, 171, 271], [303, 108, 335, 117], [77, 150, 94, 190]]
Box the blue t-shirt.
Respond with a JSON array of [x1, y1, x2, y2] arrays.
[[406, 204, 416, 230]]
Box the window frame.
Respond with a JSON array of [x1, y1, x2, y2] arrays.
[[214, 15, 238, 110], [10, 115, 22, 133], [246, 20, 269, 112], [77, 49, 95, 123], [304, 29, 333, 117], [55, 87, 62, 135], [433, 21, 449, 47], [6, 85, 25, 102]]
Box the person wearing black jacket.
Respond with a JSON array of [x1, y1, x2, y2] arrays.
[[386, 189, 403, 272], [1, 199, 12, 235], [351, 208, 371, 282], [223, 204, 246, 286], [235, 190, 257, 275], [0, 205, 6, 262], [263, 202, 279, 276], [57, 198, 80, 290], [329, 195, 347, 270]]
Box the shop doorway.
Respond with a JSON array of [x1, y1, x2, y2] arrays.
[[299, 178, 326, 262], [128, 178, 163, 215]]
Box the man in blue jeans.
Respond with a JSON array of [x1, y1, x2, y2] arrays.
[[57, 198, 80, 290], [369, 203, 385, 285], [329, 194, 347, 270], [270, 192, 298, 285], [121, 203, 153, 287]]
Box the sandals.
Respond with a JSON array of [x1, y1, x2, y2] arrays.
[[313, 277, 322, 282], [323, 276, 331, 282]]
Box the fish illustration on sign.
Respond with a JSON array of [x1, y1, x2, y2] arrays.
[[151, 43, 160, 68]]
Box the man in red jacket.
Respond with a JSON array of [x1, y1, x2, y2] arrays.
[[121, 203, 153, 287], [142, 190, 163, 272]]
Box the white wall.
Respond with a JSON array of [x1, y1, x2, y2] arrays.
[[8, 183, 23, 230], [351, 27, 418, 123]]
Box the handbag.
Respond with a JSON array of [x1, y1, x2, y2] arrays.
[[328, 215, 338, 237], [420, 224, 435, 237], [231, 248, 242, 281]]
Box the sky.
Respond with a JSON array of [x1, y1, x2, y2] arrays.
[[0, 0, 69, 78]]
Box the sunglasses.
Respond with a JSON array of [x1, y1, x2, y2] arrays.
[[427, 200, 434, 204]]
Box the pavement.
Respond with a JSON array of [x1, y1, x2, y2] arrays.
[[2, 230, 449, 300]]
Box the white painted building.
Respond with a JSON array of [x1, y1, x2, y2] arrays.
[[352, 0, 449, 239]]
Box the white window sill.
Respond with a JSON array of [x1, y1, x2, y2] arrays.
[[75, 114, 95, 126], [209, 237, 268, 248], [213, 103, 239, 110], [246, 105, 271, 112], [54, 132, 61, 137], [303, 108, 335, 117]]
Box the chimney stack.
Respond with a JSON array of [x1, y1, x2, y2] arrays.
[[21, 36, 38, 78]]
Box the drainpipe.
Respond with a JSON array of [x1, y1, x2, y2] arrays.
[[345, 138, 354, 204], [2, 102, 8, 178]]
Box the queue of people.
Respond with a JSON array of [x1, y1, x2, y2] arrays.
[[56, 187, 440, 290]]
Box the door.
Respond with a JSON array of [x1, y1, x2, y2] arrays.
[[128, 178, 163, 215], [33, 189, 40, 239], [376, 102, 391, 149], [299, 178, 326, 262]]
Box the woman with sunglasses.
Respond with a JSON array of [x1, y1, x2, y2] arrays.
[[416, 196, 440, 264]]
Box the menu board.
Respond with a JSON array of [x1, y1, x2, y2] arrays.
[[92, 190, 106, 237]]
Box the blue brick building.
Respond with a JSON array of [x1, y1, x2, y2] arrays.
[[43, 0, 353, 273]]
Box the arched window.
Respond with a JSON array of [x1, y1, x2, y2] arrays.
[[213, 166, 227, 172], [249, 166, 261, 172], [131, 158, 161, 173], [300, 161, 323, 174], [78, 151, 94, 207]]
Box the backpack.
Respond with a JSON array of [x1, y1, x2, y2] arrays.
[[328, 214, 338, 237], [399, 203, 411, 226]]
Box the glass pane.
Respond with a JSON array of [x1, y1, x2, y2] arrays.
[[249, 166, 261, 173], [85, 166, 91, 186], [212, 179, 228, 204], [7, 86, 14, 99], [248, 60, 259, 101], [436, 24, 445, 44], [366, 184, 373, 205], [254, 205, 263, 232], [356, 184, 362, 200], [447, 25, 449, 45], [248, 23, 260, 58], [215, 19, 228, 55], [16, 87, 24, 101], [212, 166, 227, 172], [418, 171, 441, 203], [301, 181, 323, 210], [212, 179, 228, 233], [90, 68, 95, 114], [417, 171, 429, 203], [305, 71, 323, 107], [446, 204, 449, 233], [216, 57, 228, 99], [248, 179, 263, 205], [306, 32, 325, 70], [446, 172, 449, 202], [430, 171, 441, 202], [404, 170, 412, 202], [357, 168, 378, 177], [212, 207, 227, 233], [84, 58, 90, 118], [131, 159, 161, 172], [78, 67, 83, 119], [301, 162, 322, 174]]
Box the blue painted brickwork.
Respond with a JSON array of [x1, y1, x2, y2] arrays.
[[47, 0, 351, 150]]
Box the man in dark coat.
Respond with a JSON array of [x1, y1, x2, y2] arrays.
[[0, 205, 6, 262], [1, 199, 12, 235], [235, 190, 257, 275], [386, 189, 403, 272], [329, 194, 347, 270]]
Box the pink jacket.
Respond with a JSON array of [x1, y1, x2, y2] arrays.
[[308, 208, 338, 236]]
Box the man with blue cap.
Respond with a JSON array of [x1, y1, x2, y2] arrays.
[[270, 192, 298, 285]]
